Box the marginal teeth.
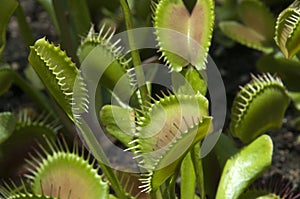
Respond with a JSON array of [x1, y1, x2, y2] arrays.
[[230, 73, 289, 143], [19, 136, 109, 198]]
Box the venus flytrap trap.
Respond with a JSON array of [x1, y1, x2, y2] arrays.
[[274, 0, 300, 59], [131, 93, 211, 193], [28, 38, 79, 120], [153, 0, 214, 71], [0, 137, 110, 199], [219, 0, 275, 53], [230, 73, 290, 143], [0, 110, 59, 178], [0, 0, 300, 198], [25, 138, 110, 199], [219, 0, 300, 130], [240, 175, 300, 199]]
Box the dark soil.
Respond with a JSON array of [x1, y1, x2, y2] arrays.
[[1, 0, 300, 194]]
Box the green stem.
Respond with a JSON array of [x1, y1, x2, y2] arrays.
[[191, 144, 206, 199], [36, 0, 60, 34], [12, 70, 54, 116], [181, 152, 196, 199], [76, 118, 128, 199], [119, 0, 150, 105], [52, 0, 79, 65], [150, 191, 163, 199], [168, 174, 178, 199], [100, 164, 128, 199], [15, 3, 34, 46]]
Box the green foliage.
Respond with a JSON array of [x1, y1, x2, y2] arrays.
[[77, 26, 131, 94], [0, 112, 15, 144], [133, 93, 212, 192], [178, 66, 207, 95], [180, 153, 196, 199], [219, 21, 274, 53], [28, 38, 78, 120], [0, 0, 299, 198], [27, 138, 109, 199], [0, 0, 18, 59], [290, 92, 300, 110], [0, 110, 58, 177], [237, 0, 275, 42], [219, 0, 275, 53], [257, 53, 300, 92], [230, 74, 290, 143], [275, 1, 300, 59], [216, 135, 273, 199], [153, 0, 214, 71], [100, 105, 135, 147], [0, 66, 14, 96]]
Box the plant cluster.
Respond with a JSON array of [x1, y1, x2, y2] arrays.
[[0, 0, 299, 199]]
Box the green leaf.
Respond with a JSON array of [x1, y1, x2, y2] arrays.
[[275, 2, 300, 59], [87, 0, 119, 12], [256, 53, 300, 92], [213, 133, 238, 169], [0, 66, 14, 96], [0, 110, 58, 177], [149, 117, 211, 192], [24, 65, 44, 90], [219, 21, 273, 53], [132, 93, 211, 192], [181, 153, 196, 199], [237, 0, 275, 42], [177, 66, 207, 96], [52, 0, 91, 62], [292, 116, 300, 131], [0, 112, 15, 144], [0, 193, 58, 199], [0, 66, 54, 115], [36, 0, 60, 34], [66, 0, 91, 36], [28, 139, 109, 199], [28, 38, 78, 119], [99, 105, 135, 147], [114, 170, 150, 198], [0, 0, 18, 58], [77, 26, 132, 95], [230, 74, 290, 143], [134, 0, 151, 19], [0, 179, 58, 198], [154, 0, 214, 71], [289, 92, 300, 110], [216, 135, 273, 199]]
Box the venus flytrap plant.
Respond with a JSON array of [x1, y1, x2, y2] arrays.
[[207, 73, 290, 199], [219, 0, 275, 53], [28, 38, 79, 120], [153, 0, 214, 71], [240, 174, 300, 199], [271, 0, 300, 126], [0, 137, 111, 199], [274, 0, 300, 59], [219, 0, 300, 130], [0, 0, 18, 59], [25, 137, 110, 199], [230, 73, 290, 143], [0, 0, 299, 198], [216, 134, 273, 199], [131, 93, 212, 193], [0, 110, 59, 177]]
